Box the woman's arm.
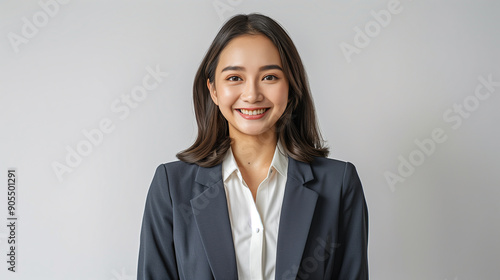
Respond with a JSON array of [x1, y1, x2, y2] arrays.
[[137, 164, 179, 280], [334, 162, 369, 279]]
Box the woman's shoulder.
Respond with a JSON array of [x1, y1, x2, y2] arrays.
[[308, 156, 361, 183], [307, 157, 363, 194], [310, 156, 357, 170], [155, 160, 200, 174]]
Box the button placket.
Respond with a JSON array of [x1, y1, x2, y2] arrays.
[[247, 182, 264, 279]]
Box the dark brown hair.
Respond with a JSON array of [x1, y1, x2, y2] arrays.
[[176, 13, 329, 166]]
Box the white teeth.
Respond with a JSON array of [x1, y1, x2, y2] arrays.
[[240, 108, 267, 115]]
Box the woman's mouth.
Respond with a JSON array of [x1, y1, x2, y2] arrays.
[[236, 108, 269, 119], [237, 108, 268, 115]]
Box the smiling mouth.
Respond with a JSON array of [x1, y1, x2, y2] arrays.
[[237, 108, 269, 115]]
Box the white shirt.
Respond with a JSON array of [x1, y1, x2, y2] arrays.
[[222, 141, 288, 280]]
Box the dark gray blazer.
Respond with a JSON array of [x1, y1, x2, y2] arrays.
[[138, 156, 368, 280]]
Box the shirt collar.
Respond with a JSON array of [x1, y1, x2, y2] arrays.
[[271, 141, 288, 177], [222, 141, 288, 182], [222, 146, 239, 182]]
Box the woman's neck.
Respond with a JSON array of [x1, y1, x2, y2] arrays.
[[230, 131, 277, 171]]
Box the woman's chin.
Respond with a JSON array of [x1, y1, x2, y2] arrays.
[[230, 126, 275, 139]]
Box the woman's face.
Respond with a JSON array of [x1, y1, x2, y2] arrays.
[[208, 34, 289, 140]]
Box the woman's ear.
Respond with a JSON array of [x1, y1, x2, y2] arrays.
[[207, 79, 218, 106]]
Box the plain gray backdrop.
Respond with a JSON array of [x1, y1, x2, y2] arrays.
[[1, 0, 499, 279]]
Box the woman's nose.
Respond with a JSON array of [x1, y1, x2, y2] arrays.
[[240, 80, 263, 103]]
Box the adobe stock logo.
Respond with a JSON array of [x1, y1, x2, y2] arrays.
[[7, 0, 70, 53], [212, 0, 243, 21], [280, 236, 340, 280], [109, 267, 134, 280], [51, 65, 169, 182], [339, 0, 408, 63], [385, 74, 499, 191]]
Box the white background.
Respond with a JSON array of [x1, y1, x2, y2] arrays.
[[1, 0, 499, 279]]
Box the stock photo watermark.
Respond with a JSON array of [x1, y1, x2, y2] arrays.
[[51, 65, 169, 182], [109, 267, 134, 280], [7, 0, 70, 53], [385, 74, 499, 191], [281, 235, 340, 280], [6, 169, 18, 272], [213, 0, 243, 21], [339, 0, 409, 63], [178, 170, 221, 225]]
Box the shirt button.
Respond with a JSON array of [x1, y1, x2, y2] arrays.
[[255, 228, 260, 233]]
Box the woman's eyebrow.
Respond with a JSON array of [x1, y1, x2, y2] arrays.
[[221, 64, 283, 72], [221, 65, 244, 72], [260, 64, 283, 71]]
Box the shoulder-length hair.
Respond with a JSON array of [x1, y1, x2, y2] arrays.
[[176, 13, 329, 167]]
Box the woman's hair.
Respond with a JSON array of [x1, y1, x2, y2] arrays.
[[176, 13, 329, 167]]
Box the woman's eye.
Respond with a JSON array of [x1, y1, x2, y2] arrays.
[[227, 76, 242, 81], [263, 75, 278, 81]]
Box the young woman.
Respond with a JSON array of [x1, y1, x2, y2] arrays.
[[138, 13, 368, 280]]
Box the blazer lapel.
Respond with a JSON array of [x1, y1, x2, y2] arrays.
[[191, 164, 238, 280], [275, 157, 318, 279]]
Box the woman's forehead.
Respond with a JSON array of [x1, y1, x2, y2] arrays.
[[216, 34, 282, 71]]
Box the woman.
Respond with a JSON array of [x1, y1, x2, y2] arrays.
[[138, 13, 368, 280]]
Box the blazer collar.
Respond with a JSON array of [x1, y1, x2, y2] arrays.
[[194, 162, 222, 188], [192, 156, 318, 280], [192, 163, 238, 279], [275, 157, 318, 280]]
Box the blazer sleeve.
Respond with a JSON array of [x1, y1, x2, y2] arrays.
[[335, 162, 369, 279], [137, 164, 179, 280]]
